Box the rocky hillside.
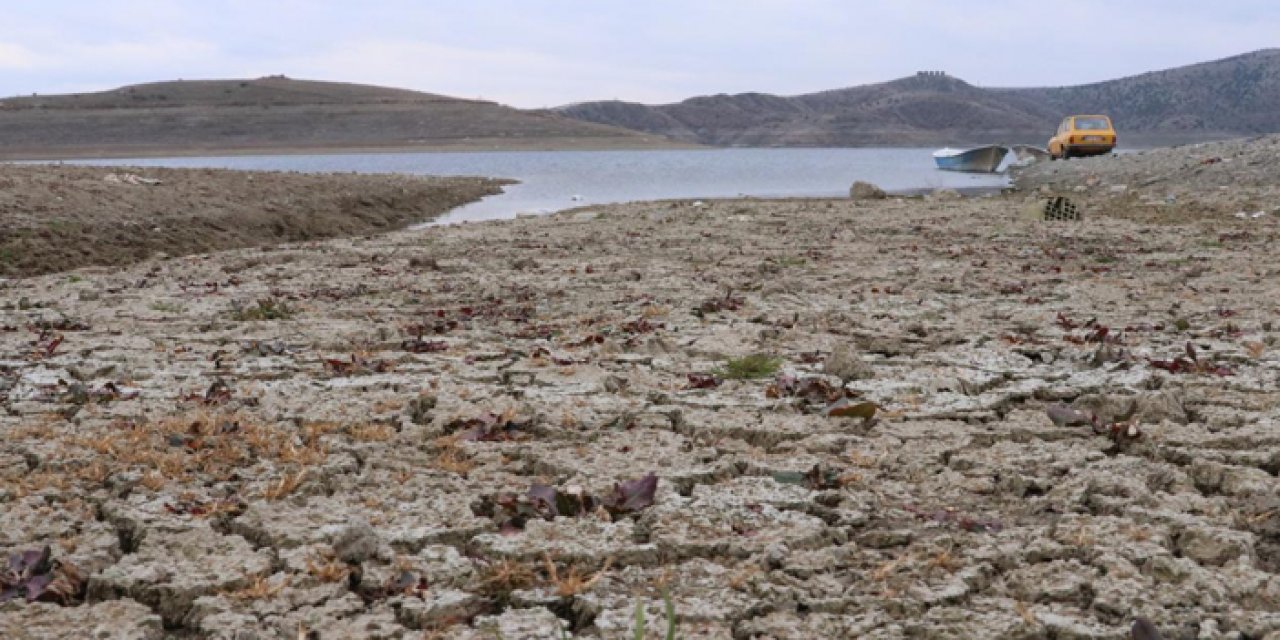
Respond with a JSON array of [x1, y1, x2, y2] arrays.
[[0, 77, 683, 159], [1005, 49, 1280, 134], [558, 49, 1280, 147]]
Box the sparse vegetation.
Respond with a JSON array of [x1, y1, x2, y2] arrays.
[[714, 353, 782, 380], [473, 559, 536, 604], [230, 297, 295, 321], [631, 589, 678, 640], [261, 470, 308, 500], [150, 301, 187, 314]]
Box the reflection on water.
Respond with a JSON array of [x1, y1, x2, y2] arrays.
[[73, 148, 1010, 225]]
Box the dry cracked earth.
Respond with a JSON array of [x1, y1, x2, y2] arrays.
[[3, 170, 1280, 638]]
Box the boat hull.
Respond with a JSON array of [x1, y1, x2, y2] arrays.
[[933, 145, 1009, 173]]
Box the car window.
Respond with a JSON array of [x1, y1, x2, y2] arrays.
[[1074, 117, 1110, 131]]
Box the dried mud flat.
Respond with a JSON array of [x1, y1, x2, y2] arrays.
[[2, 142, 1280, 639]]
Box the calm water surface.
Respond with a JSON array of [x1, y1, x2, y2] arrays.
[[78, 148, 1010, 225]]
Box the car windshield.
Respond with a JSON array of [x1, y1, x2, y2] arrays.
[[1074, 117, 1111, 131]]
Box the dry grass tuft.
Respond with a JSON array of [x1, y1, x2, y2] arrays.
[[1067, 526, 1095, 548], [278, 439, 328, 466], [1014, 600, 1037, 625], [350, 423, 396, 442], [230, 573, 290, 601], [262, 470, 308, 501], [473, 558, 536, 599], [871, 553, 910, 582], [1245, 340, 1266, 359], [543, 553, 613, 597], [927, 547, 964, 573], [74, 462, 111, 484], [139, 471, 167, 492], [432, 436, 474, 476], [1124, 525, 1153, 542], [306, 553, 351, 584], [847, 449, 886, 468], [641, 304, 671, 318], [727, 565, 762, 591]]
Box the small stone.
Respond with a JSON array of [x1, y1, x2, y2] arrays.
[[856, 529, 913, 549], [824, 344, 873, 382], [1176, 526, 1254, 567], [333, 521, 380, 565], [849, 181, 887, 200]]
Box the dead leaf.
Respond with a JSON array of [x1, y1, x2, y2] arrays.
[[825, 398, 878, 420]]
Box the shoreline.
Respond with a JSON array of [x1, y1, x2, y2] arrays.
[[0, 137, 704, 162], [0, 135, 1232, 164]]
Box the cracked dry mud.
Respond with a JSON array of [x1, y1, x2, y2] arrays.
[[3, 149, 1280, 638]]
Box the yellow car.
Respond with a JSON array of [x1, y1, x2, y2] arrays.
[[1049, 115, 1117, 159]]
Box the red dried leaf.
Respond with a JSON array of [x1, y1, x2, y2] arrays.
[[527, 484, 559, 517], [1055, 312, 1080, 330], [402, 339, 448, 354], [607, 473, 659, 514], [621, 318, 664, 334], [44, 335, 64, 358], [905, 505, 1002, 533], [697, 294, 744, 314]]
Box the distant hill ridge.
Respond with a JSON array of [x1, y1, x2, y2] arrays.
[[1, 76, 467, 110], [555, 49, 1280, 146], [0, 76, 681, 159]]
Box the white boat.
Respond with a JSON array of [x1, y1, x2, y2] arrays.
[[932, 145, 1009, 173]]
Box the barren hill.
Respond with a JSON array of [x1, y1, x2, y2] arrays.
[[558, 49, 1280, 147], [0, 76, 683, 159], [1002, 49, 1280, 134]]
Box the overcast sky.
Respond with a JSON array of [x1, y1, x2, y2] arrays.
[[1, 1, 1276, 108]]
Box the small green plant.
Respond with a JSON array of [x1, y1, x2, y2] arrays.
[[1173, 318, 1191, 332], [230, 298, 295, 321], [631, 590, 678, 640], [714, 354, 782, 380], [150, 301, 186, 314], [65, 274, 83, 283], [634, 600, 644, 640], [775, 255, 807, 268], [47, 218, 77, 234], [663, 589, 676, 640]]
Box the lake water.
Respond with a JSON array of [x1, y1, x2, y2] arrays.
[[76, 148, 1010, 225]]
